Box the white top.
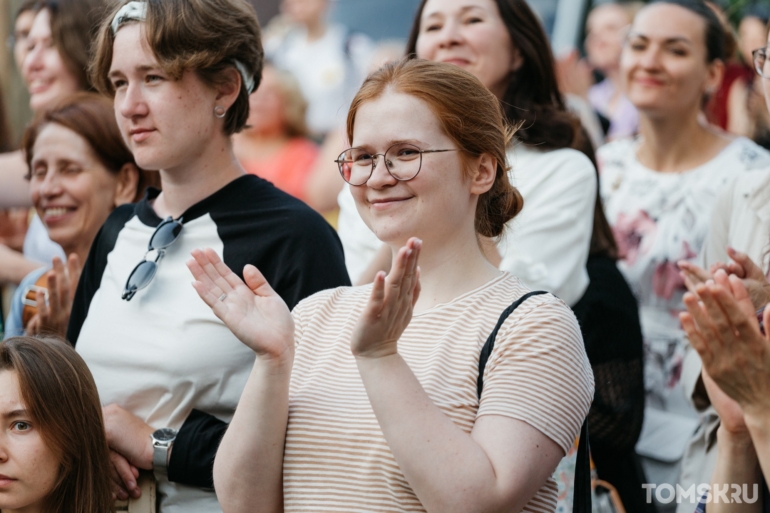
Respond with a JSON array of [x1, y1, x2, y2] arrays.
[[285, 274, 594, 512], [336, 144, 596, 306], [598, 136, 770, 418], [265, 24, 373, 135], [23, 214, 65, 264]]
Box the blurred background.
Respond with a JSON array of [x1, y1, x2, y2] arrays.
[[0, 0, 759, 144]]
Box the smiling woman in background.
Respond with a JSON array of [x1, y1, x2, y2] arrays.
[[597, 0, 770, 502], [3, 93, 150, 340]]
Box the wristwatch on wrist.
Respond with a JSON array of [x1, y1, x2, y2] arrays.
[[151, 428, 178, 474]]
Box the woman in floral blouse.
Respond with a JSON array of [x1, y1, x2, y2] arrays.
[[598, 0, 770, 501]]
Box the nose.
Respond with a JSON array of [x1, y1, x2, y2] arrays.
[[37, 168, 63, 200], [21, 42, 44, 82], [436, 19, 464, 50], [366, 154, 398, 189], [637, 45, 662, 70], [118, 81, 149, 120]]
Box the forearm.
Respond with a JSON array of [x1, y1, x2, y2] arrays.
[[0, 152, 31, 208], [746, 412, 770, 491], [214, 354, 292, 513], [709, 427, 761, 513], [0, 247, 43, 285], [357, 354, 527, 513]]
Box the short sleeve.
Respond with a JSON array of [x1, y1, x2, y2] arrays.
[[477, 296, 594, 454]]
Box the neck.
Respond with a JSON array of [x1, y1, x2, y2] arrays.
[[603, 66, 620, 86], [394, 222, 501, 314], [153, 135, 245, 219], [636, 108, 728, 172], [61, 242, 90, 269], [304, 17, 327, 42], [3, 501, 45, 513]]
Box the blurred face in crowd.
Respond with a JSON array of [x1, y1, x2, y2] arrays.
[[21, 9, 81, 113], [349, 90, 479, 246], [739, 16, 767, 65], [281, 0, 328, 27], [585, 3, 631, 74], [621, 3, 722, 117], [12, 9, 36, 72], [244, 67, 286, 137], [0, 370, 61, 513], [415, 0, 520, 99], [29, 123, 131, 259], [109, 23, 226, 174], [762, 28, 770, 114]]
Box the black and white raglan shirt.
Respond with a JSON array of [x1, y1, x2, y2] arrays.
[[67, 175, 350, 513]]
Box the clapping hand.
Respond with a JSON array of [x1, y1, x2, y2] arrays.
[[187, 248, 294, 360], [26, 254, 81, 336], [351, 238, 421, 359], [679, 247, 770, 309], [680, 269, 770, 418]]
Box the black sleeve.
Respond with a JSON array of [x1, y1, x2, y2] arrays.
[[67, 205, 135, 346], [270, 210, 351, 310], [169, 409, 226, 489]]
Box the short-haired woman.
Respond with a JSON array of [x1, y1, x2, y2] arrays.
[[0, 336, 113, 513], [192, 58, 593, 513], [3, 92, 154, 339], [71, 1, 350, 511]]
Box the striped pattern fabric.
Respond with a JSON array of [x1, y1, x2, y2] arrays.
[[285, 273, 594, 512]]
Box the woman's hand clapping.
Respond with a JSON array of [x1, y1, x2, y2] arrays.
[[351, 238, 421, 359], [187, 248, 294, 360]]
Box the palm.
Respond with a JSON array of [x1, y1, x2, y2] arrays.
[[187, 248, 294, 357]]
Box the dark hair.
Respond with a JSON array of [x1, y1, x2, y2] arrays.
[[649, 0, 725, 62], [743, 3, 770, 26], [0, 336, 114, 513], [406, 0, 583, 152], [32, 0, 110, 91], [91, 0, 264, 135], [22, 92, 158, 201], [347, 58, 523, 238]]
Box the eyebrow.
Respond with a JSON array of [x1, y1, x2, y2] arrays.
[[354, 138, 430, 149], [2, 409, 29, 420], [108, 64, 160, 79], [628, 33, 693, 46], [424, 5, 487, 19]]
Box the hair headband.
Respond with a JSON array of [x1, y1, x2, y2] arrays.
[[111, 1, 257, 93]]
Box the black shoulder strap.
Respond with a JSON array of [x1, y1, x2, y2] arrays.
[[476, 290, 547, 398], [476, 290, 591, 513]]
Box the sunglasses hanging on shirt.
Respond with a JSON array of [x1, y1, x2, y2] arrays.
[[122, 216, 183, 301]]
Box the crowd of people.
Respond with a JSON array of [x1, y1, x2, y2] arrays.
[[2, 0, 770, 512]]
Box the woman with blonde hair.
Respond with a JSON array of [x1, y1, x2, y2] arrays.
[[191, 57, 593, 513]]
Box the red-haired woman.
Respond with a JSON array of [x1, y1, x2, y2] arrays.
[[191, 58, 593, 513]]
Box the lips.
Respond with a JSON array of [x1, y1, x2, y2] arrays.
[[633, 76, 665, 87], [441, 58, 472, 67], [0, 474, 17, 487], [41, 206, 76, 223], [129, 128, 155, 143], [27, 77, 53, 95], [369, 197, 413, 210]]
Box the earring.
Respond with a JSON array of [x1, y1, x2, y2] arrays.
[[214, 105, 226, 119]]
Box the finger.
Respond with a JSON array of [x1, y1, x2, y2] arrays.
[[700, 284, 739, 341], [35, 289, 49, 324], [680, 312, 712, 366], [678, 261, 711, 283], [684, 290, 721, 345], [727, 247, 760, 279], [243, 264, 278, 298], [110, 451, 136, 499], [711, 280, 761, 336], [25, 314, 40, 335], [713, 269, 731, 290], [367, 271, 387, 315], [204, 247, 248, 291], [681, 271, 700, 296], [726, 274, 753, 306], [399, 239, 421, 304], [384, 245, 410, 302], [187, 250, 225, 298]]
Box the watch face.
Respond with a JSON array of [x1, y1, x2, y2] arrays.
[[153, 428, 177, 442]]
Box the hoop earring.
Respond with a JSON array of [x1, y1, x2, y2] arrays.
[[214, 106, 226, 119]]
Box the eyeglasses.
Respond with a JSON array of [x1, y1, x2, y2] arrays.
[[752, 47, 770, 78], [122, 216, 183, 301], [335, 142, 457, 186]]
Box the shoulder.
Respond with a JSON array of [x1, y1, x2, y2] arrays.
[[597, 137, 636, 169], [93, 203, 138, 249], [723, 137, 770, 172], [508, 144, 595, 187]]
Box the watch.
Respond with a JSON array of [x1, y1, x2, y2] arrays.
[[151, 428, 178, 474]]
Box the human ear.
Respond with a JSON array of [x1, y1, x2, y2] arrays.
[[215, 67, 242, 111], [704, 59, 725, 97], [113, 163, 140, 206], [469, 154, 497, 196], [511, 47, 524, 72]]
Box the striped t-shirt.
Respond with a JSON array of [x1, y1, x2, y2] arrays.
[[285, 273, 594, 512]]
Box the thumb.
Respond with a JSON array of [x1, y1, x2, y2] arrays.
[[243, 264, 277, 298], [728, 247, 762, 278]]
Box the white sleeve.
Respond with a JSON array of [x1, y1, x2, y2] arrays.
[[497, 149, 596, 306]]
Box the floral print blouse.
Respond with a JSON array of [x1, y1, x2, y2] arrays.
[[598, 137, 770, 411]]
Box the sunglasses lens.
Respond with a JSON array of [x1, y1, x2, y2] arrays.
[[150, 220, 183, 249], [123, 260, 158, 299]]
